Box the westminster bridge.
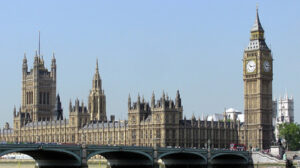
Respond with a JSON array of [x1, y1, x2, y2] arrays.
[[0, 144, 251, 168]]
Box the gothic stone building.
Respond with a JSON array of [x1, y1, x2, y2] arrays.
[[0, 55, 239, 148], [0, 9, 272, 149]]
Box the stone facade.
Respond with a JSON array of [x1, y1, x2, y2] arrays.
[[0, 55, 239, 148], [22, 52, 56, 122]]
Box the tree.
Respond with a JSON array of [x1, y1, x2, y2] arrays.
[[278, 123, 300, 151]]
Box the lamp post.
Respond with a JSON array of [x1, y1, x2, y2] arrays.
[[207, 139, 211, 168]]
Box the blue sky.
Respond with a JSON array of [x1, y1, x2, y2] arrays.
[[0, 1, 299, 127]]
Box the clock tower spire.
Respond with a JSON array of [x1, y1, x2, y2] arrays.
[[242, 7, 273, 149]]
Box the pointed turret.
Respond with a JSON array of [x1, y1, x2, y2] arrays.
[[22, 53, 28, 77], [13, 106, 16, 117], [51, 52, 56, 80], [175, 90, 181, 108], [192, 113, 196, 121], [40, 55, 45, 67], [54, 94, 63, 120], [23, 53, 27, 64], [52, 52, 56, 64], [142, 95, 145, 104], [92, 59, 102, 90], [128, 94, 131, 110], [88, 59, 107, 121], [251, 7, 264, 33], [137, 93, 141, 105], [81, 101, 85, 113], [151, 91, 155, 108], [69, 99, 72, 112], [162, 91, 166, 109], [246, 7, 269, 51], [75, 98, 80, 112], [34, 50, 39, 66]]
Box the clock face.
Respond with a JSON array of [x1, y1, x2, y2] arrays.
[[263, 61, 271, 72], [246, 60, 256, 73]]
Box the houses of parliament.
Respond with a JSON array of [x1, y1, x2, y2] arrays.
[[0, 9, 273, 150]]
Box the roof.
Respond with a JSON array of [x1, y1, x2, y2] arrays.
[[251, 8, 264, 32], [245, 39, 269, 51]]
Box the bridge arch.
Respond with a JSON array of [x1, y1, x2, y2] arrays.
[[210, 153, 248, 167], [0, 147, 81, 168], [87, 149, 153, 168], [159, 151, 207, 168]]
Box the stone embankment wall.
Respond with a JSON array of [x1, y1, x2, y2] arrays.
[[251, 152, 286, 168]]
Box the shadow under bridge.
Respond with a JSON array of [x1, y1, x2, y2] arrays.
[[87, 146, 154, 168], [210, 153, 249, 168], [0, 144, 82, 168], [159, 151, 207, 168]]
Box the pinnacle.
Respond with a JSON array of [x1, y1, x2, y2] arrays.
[[251, 6, 264, 32], [52, 52, 56, 59], [96, 58, 99, 72]]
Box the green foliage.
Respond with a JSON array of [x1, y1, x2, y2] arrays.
[[279, 123, 300, 151]]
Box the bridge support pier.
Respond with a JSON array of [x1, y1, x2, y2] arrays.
[[81, 144, 88, 168], [80, 164, 88, 168], [153, 143, 160, 168]]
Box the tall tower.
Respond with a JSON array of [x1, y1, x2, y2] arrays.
[[21, 33, 56, 122], [243, 8, 273, 149], [274, 94, 294, 140], [88, 59, 107, 121]]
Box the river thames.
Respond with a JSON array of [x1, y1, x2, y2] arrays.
[[0, 160, 109, 168]]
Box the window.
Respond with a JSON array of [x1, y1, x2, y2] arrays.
[[46, 92, 49, 104], [39, 92, 42, 104], [166, 114, 169, 123], [156, 129, 161, 138], [131, 116, 136, 124], [156, 114, 160, 123], [172, 130, 176, 139], [43, 92, 46, 104], [132, 130, 136, 139]]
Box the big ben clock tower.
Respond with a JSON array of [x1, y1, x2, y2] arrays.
[[243, 8, 273, 149]]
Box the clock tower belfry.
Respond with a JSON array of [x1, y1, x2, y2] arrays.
[[243, 8, 273, 149]]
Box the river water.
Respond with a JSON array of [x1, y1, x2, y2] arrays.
[[0, 161, 109, 168], [0, 161, 287, 168]]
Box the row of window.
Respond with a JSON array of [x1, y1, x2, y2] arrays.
[[25, 91, 51, 105], [39, 92, 50, 105], [26, 91, 33, 104]]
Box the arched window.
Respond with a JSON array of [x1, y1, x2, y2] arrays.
[[156, 114, 160, 123]]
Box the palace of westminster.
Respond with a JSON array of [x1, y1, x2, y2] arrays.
[[0, 9, 274, 150]]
